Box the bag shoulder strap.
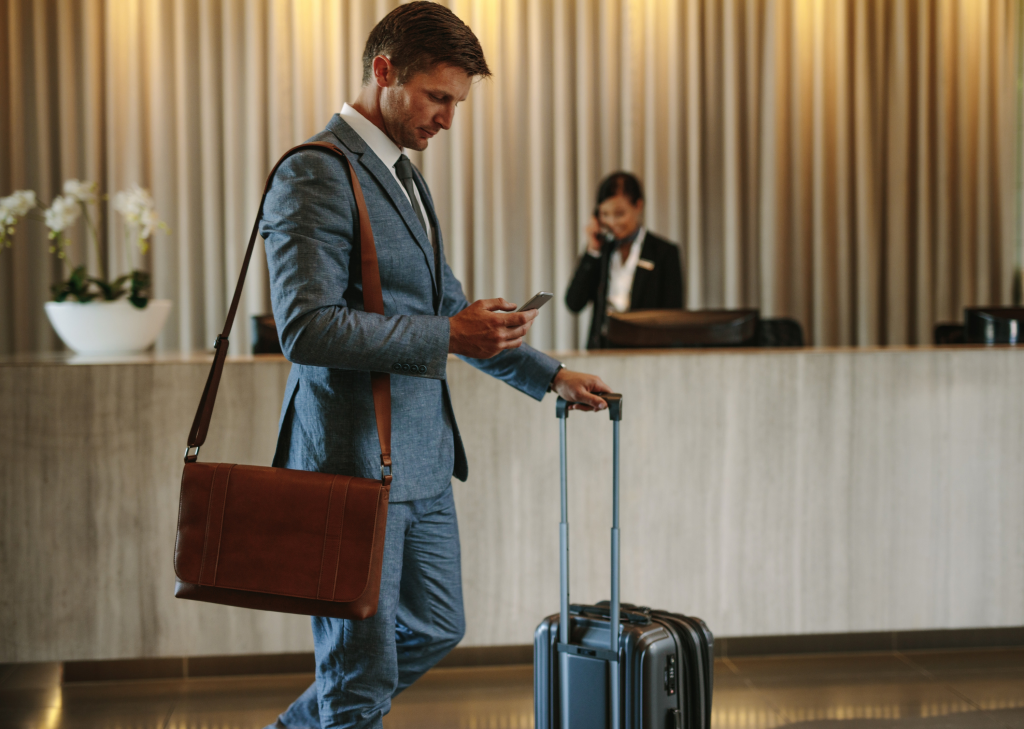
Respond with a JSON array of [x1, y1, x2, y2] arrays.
[[184, 141, 392, 486]]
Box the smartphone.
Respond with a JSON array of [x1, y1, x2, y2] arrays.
[[516, 291, 554, 313]]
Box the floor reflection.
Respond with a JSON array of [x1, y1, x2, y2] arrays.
[[0, 648, 1021, 729]]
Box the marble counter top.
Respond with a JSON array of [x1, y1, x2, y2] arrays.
[[2, 346, 1022, 662]]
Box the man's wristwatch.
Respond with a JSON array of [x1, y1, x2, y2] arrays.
[[547, 363, 567, 393]]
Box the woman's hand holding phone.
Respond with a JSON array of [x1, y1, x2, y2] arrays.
[[585, 215, 604, 253]]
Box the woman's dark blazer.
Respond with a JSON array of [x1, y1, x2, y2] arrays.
[[565, 231, 684, 349]]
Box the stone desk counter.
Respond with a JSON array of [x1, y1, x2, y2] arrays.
[[1, 346, 1022, 663]]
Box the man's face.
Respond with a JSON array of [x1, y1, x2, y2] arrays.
[[379, 61, 473, 151]]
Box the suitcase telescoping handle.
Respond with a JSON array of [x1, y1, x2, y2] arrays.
[[556, 393, 623, 729]]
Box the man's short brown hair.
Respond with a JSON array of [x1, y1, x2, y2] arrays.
[[362, 2, 491, 85]]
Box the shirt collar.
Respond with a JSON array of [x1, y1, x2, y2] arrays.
[[340, 103, 403, 171], [610, 226, 643, 268], [615, 225, 643, 248]]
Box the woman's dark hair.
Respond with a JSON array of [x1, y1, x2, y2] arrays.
[[596, 172, 644, 208], [362, 2, 491, 85]]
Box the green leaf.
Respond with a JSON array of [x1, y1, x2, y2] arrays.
[[57, 265, 99, 303], [90, 279, 114, 300], [50, 282, 69, 302], [128, 269, 150, 308], [88, 274, 130, 301]]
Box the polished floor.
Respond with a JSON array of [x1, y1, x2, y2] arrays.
[[1, 648, 1022, 729]]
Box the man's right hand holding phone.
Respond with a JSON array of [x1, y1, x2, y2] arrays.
[[448, 298, 539, 359], [448, 296, 612, 412]]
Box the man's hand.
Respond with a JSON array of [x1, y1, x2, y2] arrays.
[[449, 298, 539, 359], [550, 369, 612, 411]]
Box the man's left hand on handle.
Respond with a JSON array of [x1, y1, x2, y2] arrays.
[[551, 369, 612, 412]]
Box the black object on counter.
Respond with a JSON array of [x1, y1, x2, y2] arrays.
[[965, 307, 1024, 345], [251, 314, 283, 354], [934, 323, 967, 345], [756, 318, 805, 347], [606, 309, 759, 347], [605, 309, 806, 348]]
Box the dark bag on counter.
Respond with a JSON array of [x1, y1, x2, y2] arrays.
[[606, 309, 759, 348], [174, 142, 392, 621]]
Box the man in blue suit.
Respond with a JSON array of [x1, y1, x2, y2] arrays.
[[261, 4, 611, 728]]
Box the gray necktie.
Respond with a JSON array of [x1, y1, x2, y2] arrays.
[[394, 155, 431, 249]]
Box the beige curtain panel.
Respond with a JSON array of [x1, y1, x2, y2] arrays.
[[0, 0, 1019, 355]]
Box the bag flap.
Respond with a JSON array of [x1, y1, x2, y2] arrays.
[[175, 462, 384, 603]]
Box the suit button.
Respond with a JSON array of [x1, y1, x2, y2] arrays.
[[392, 363, 401, 372], [402, 364, 410, 372], [419, 365, 427, 374]]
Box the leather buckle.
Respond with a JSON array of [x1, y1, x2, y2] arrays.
[[184, 445, 200, 463], [381, 455, 392, 485]]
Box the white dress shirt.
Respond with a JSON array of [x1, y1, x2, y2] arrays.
[[590, 227, 647, 313], [339, 104, 435, 245]]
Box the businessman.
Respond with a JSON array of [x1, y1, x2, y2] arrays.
[[260, 4, 611, 728]]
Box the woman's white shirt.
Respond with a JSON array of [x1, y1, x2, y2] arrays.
[[588, 227, 646, 313]]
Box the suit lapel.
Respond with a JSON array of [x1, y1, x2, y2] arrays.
[[326, 116, 438, 293]]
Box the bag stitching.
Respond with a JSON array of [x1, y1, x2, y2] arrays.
[[210, 464, 235, 584], [173, 466, 191, 580], [198, 463, 220, 585], [339, 484, 386, 603], [316, 476, 337, 600], [329, 476, 352, 601]]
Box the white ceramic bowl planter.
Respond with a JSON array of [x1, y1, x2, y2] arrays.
[[45, 299, 172, 355]]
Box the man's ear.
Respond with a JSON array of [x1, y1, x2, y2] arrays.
[[372, 56, 395, 88]]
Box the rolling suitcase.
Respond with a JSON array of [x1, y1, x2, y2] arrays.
[[534, 394, 714, 729]]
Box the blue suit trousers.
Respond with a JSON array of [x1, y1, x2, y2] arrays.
[[269, 486, 465, 729]]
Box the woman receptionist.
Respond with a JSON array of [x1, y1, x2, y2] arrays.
[[565, 172, 684, 349]]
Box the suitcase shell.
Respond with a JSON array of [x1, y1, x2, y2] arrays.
[[534, 396, 714, 729], [534, 606, 714, 729]]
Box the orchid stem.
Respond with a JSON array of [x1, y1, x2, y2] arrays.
[[57, 233, 71, 278], [81, 203, 105, 282], [122, 223, 133, 277]]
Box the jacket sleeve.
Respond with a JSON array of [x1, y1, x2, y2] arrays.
[[565, 251, 603, 313], [661, 242, 684, 309], [260, 149, 450, 379], [439, 257, 563, 401]]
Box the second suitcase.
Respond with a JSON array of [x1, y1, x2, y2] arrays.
[[533, 395, 714, 729]]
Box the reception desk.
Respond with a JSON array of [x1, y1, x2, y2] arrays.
[[1, 346, 1022, 663]]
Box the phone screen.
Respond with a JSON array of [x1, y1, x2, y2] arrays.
[[516, 292, 554, 313]]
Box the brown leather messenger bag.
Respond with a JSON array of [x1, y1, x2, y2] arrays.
[[174, 142, 392, 620]]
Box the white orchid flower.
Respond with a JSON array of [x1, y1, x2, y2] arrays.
[[113, 185, 156, 224], [140, 207, 163, 240], [113, 185, 166, 255], [0, 189, 37, 219], [0, 200, 15, 227], [44, 194, 82, 233], [62, 180, 98, 205], [0, 190, 37, 249]]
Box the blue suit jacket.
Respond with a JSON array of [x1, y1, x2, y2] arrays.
[[260, 115, 561, 502]]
